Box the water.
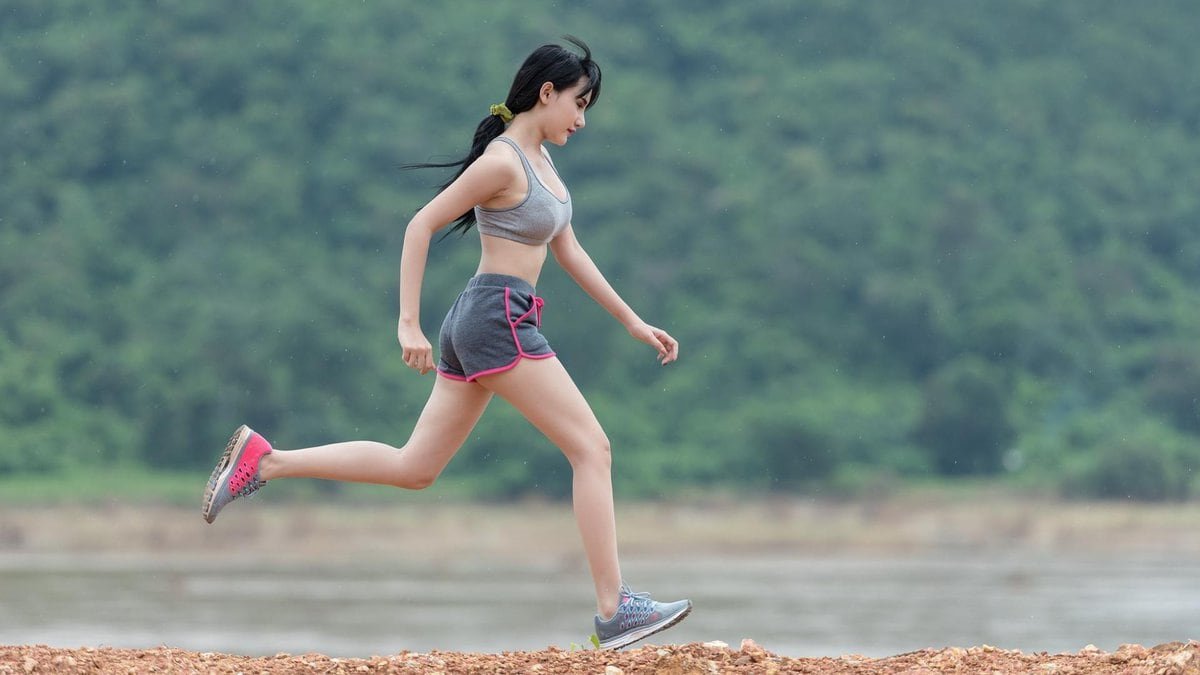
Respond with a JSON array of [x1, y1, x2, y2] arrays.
[[0, 551, 1194, 657]]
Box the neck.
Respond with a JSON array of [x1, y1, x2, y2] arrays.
[[502, 117, 547, 148]]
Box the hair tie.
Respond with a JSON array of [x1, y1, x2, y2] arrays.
[[489, 103, 513, 123]]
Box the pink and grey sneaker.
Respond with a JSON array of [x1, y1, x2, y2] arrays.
[[201, 424, 272, 523]]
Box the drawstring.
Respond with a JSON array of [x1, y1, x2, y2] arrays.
[[503, 286, 546, 327], [532, 295, 545, 326]]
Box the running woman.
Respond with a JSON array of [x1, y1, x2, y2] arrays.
[[201, 37, 691, 649]]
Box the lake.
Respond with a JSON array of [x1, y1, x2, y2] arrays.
[[0, 550, 1194, 657]]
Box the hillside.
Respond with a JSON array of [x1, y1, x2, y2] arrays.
[[2, 1, 1198, 499]]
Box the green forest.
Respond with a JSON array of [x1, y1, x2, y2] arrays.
[[2, 1, 1198, 501]]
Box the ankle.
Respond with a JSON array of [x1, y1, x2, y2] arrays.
[[258, 451, 280, 481], [598, 591, 621, 620]]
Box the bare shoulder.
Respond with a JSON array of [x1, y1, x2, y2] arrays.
[[478, 139, 524, 174], [466, 140, 528, 208], [451, 143, 517, 189]]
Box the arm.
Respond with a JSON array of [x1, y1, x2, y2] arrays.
[[549, 225, 679, 365], [397, 154, 517, 374]]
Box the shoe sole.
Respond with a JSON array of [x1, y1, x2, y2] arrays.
[[599, 601, 693, 650], [201, 425, 252, 524]]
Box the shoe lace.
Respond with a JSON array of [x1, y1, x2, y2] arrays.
[[619, 583, 651, 600], [236, 476, 266, 498], [617, 587, 657, 629]]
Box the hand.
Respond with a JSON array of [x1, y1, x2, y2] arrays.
[[627, 322, 679, 365], [397, 319, 434, 375]]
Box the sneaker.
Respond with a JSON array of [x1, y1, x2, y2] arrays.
[[201, 424, 273, 523], [594, 584, 692, 650]]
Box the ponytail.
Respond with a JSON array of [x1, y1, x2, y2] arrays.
[[402, 114, 507, 238], [402, 36, 602, 239]]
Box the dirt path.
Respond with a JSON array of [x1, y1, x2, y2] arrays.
[[3, 640, 1198, 674]]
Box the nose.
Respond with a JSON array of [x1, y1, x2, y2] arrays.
[[576, 110, 586, 129]]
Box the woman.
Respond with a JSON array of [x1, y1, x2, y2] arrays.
[[201, 36, 691, 650]]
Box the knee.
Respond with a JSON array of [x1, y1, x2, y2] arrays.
[[399, 464, 442, 490], [597, 434, 612, 466], [405, 472, 439, 490], [382, 446, 442, 490], [569, 432, 611, 471]]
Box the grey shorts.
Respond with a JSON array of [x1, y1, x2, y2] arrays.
[[437, 273, 555, 381]]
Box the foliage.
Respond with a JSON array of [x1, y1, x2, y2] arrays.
[[1043, 410, 1199, 501], [915, 357, 1014, 476], [2, 1, 1199, 500]]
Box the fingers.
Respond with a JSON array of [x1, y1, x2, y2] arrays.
[[402, 344, 434, 375], [397, 320, 434, 375], [652, 327, 679, 365]]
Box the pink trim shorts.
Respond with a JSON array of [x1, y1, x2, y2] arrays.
[[437, 273, 555, 382]]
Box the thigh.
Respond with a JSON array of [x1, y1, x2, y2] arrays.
[[475, 357, 607, 462], [402, 375, 493, 475]]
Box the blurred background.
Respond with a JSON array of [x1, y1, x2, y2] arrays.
[[1, 0, 1198, 659]]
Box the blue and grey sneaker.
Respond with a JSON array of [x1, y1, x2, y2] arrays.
[[594, 584, 692, 649]]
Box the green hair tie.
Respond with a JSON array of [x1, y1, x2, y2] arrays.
[[489, 103, 513, 123]]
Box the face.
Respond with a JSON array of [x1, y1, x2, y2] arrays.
[[542, 77, 592, 146]]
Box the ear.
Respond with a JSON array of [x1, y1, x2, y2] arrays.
[[538, 81, 555, 104]]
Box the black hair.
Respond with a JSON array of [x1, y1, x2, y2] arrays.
[[404, 35, 601, 238]]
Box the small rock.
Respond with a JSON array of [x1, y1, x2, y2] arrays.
[[22, 658, 36, 674], [1079, 644, 1100, 654], [604, 666, 624, 675], [702, 640, 728, 649], [1166, 650, 1194, 666], [740, 638, 764, 652], [938, 647, 967, 660]]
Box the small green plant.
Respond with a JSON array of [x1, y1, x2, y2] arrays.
[[589, 634, 601, 650]]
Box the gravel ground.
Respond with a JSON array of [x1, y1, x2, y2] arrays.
[[3, 639, 1198, 674]]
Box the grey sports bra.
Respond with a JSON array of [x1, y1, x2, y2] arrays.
[[475, 137, 572, 245]]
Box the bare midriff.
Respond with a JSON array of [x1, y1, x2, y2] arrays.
[[476, 232, 550, 288]]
